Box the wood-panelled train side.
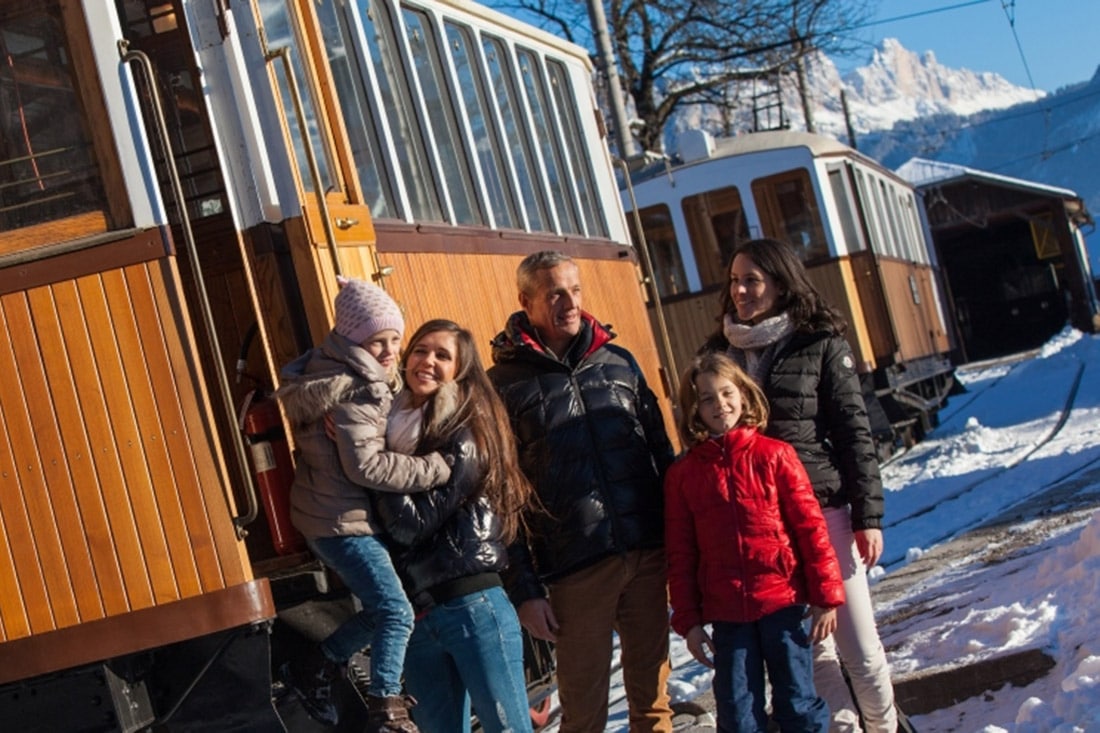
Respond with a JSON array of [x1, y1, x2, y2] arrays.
[[0, 0, 669, 729], [623, 129, 957, 449]]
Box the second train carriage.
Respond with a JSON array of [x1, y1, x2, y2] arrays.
[[0, 0, 670, 729], [623, 129, 957, 448]]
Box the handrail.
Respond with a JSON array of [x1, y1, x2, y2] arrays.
[[118, 40, 259, 537]]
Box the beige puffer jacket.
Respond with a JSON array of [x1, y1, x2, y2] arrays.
[[276, 331, 451, 539]]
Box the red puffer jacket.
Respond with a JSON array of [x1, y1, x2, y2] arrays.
[[664, 426, 844, 636]]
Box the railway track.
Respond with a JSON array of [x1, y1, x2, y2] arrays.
[[880, 343, 1098, 569]]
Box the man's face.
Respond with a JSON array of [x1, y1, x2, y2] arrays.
[[521, 263, 583, 348]]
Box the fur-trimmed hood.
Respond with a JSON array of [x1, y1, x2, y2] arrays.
[[276, 330, 392, 426]]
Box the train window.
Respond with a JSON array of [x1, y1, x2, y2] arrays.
[[853, 168, 885, 254], [445, 21, 519, 229], [877, 180, 902, 258], [628, 204, 688, 297], [546, 59, 608, 239], [751, 169, 829, 262], [317, 0, 397, 218], [516, 47, 579, 235], [0, 0, 114, 247], [258, 0, 338, 197], [902, 193, 928, 264], [402, 7, 482, 225], [869, 179, 896, 257], [358, 0, 442, 221], [481, 34, 550, 232], [826, 166, 867, 253], [682, 187, 750, 287]]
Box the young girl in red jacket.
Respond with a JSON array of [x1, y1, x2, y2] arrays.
[[664, 352, 846, 732]]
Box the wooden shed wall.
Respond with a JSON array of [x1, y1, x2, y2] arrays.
[[0, 244, 251, 644]]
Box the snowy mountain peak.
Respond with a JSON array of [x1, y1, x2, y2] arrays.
[[844, 37, 1044, 120]]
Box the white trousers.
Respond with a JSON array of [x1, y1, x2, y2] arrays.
[[814, 507, 898, 733]]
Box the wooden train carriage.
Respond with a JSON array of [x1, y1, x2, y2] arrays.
[[624, 130, 955, 443], [0, 0, 670, 727]]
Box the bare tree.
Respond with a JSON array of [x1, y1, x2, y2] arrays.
[[490, 0, 872, 154]]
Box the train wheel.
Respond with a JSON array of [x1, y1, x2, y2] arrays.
[[530, 696, 552, 729]]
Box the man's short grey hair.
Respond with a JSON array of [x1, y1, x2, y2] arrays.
[[517, 250, 576, 297]]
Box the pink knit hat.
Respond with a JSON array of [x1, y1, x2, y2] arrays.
[[333, 276, 405, 344]]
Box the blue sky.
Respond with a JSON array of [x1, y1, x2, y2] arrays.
[[838, 0, 1099, 92]]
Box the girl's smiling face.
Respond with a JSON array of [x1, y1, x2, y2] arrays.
[[695, 371, 744, 435], [403, 330, 458, 406]]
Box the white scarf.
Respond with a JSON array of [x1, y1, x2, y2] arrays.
[[386, 390, 426, 454], [723, 312, 794, 385]]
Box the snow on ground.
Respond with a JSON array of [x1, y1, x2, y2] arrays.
[[546, 328, 1100, 732]]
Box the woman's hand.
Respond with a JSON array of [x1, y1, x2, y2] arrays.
[[685, 625, 715, 669], [854, 528, 884, 568], [808, 606, 838, 643]]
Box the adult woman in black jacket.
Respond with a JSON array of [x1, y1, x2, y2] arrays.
[[703, 239, 898, 732], [372, 319, 535, 733]]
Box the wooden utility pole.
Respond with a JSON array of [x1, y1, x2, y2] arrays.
[[587, 0, 639, 158]]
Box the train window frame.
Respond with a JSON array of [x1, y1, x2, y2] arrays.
[[877, 178, 903, 258], [0, 0, 128, 252], [545, 59, 609, 239], [400, 5, 483, 226], [350, 0, 442, 222], [853, 168, 886, 255], [681, 186, 750, 288], [481, 33, 550, 233], [317, 0, 400, 219], [750, 168, 830, 263], [826, 164, 868, 254], [628, 203, 688, 298], [256, 0, 341, 198], [443, 19, 521, 230], [515, 46, 579, 235]]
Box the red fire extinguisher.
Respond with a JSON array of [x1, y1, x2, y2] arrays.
[[239, 389, 306, 556]]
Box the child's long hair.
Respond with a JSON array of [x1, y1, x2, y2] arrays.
[[677, 352, 770, 447], [400, 319, 533, 542]]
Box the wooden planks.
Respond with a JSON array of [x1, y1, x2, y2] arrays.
[[0, 250, 250, 643]]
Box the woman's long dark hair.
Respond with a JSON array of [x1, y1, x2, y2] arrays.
[[400, 319, 533, 542], [715, 238, 847, 336]]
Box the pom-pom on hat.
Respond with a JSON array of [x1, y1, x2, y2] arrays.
[[333, 276, 405, 344]]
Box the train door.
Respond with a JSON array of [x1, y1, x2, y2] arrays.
[[249, 0, 382, 342]]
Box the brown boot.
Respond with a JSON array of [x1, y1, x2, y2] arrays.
[[365, 694, 419, 733]]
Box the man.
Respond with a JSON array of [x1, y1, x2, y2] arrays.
[[488, 250, 676, 733]]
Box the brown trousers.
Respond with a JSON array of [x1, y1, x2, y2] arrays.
[[548, 548, 673, 733]]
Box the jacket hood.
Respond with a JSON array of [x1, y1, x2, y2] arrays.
[[276, 330, 392, 426]]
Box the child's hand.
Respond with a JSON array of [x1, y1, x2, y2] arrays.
[[685, 625, 715, 669], [808, 606, 838, 643]]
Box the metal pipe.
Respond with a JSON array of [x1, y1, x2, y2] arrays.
[[615, 157, 680, 409], [119, 40, 259, 537]]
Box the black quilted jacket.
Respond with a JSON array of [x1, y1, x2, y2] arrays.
[[714, 329, 884, 531], [372, 428, 508, 611], [488, 312, 675, 605]]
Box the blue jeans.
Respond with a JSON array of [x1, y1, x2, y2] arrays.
[[308, 534, 414, 698], [402, 586, 532, 733], [712, 605, 829, 733]]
